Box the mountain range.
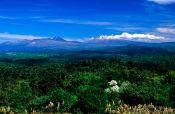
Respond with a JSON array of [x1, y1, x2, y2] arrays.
[[0, 36, 175, 52]]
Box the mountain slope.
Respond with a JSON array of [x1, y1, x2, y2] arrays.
[[1, 37, 175, 52], [0, 37, 81, 52]]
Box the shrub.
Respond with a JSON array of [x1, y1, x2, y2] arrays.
[[49, 88, 78, 113], [5, 80, 33, 111], [75, 85, 107, 113]]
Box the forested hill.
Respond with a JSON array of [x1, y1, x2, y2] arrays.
[[0, 45, 175, 113]]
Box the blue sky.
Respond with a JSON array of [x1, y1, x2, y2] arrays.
[[0, 0, 175, 42]]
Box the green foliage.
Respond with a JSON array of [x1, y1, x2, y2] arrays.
[[170, 86, 175, 107], [28, 95, 50, 112], [165, 71, 175, 85], [75, 85, 107, 113], [72, 73, 103, 86], [120, 82, 171, 106], [0, 52, 175, 112], [49, 88, 78, 112], [5, 80, 33, 111]]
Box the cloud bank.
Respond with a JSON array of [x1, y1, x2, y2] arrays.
[[148, 0, 175, 4], [0, 33, 47, 40], [0, 32, 169, 43], [95, 32, 167, 42]]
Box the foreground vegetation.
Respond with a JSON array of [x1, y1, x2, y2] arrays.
[[0, 51, 175, 113], [105, 103, 174, 114]]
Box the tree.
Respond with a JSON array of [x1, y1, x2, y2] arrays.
[[5, 80, 33, 111]]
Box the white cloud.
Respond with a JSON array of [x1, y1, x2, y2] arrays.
[[148, 0, 175, 4], [156, 28, 175, 34], [40, 19, 113, 26], [0, 33, 47, 40], [95, 32, 166, 42]]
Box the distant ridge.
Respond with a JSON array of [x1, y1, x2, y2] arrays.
[[49, 36, 66, 42], [1, 37, 175, 52]]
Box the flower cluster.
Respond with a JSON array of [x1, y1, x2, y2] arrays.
[[105, 80, 119, 93]]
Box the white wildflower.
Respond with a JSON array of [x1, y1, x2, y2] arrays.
[[108, 80, 117, 86], [105, 80, 119, 93], [111, 85, 119, 92]]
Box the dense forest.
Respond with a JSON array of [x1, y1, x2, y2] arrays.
[[0, 49, 175, 113]]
